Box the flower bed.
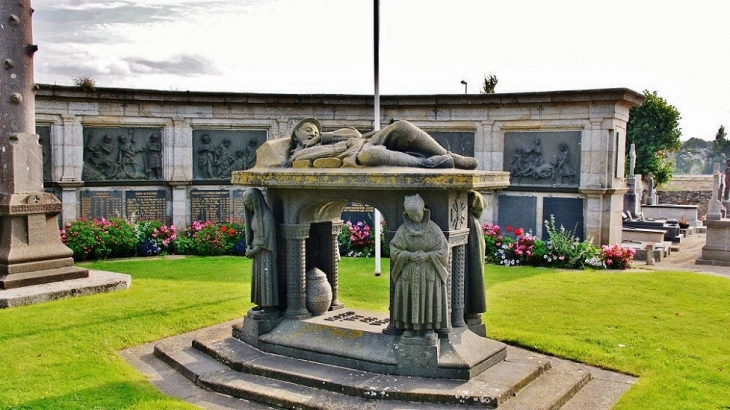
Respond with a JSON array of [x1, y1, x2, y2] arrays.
[[61, 218, 245, 261], [484, 216, 634, 270]]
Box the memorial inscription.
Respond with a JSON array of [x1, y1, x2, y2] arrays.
[[190, 190, 230, 224], [81, 190, 123, 219], [125, 190, 167, 222]]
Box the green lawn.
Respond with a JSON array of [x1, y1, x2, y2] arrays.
[[0, 257, 728, 409]]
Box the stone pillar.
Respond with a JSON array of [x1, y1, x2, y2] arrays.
[[327, 221, 344, 310], [280, 223, 311, 320], [168, 182, 190, 229], [57, 181, 83, 224], [0, 0, 88, 289], [59, 114, 83, 181], [450, 243, 466, 328], [382, 229, 399, 335]]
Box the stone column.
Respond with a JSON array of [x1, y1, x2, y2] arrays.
[[450, 243, 466, 328], [280, 223, 311, 320], [327, 220, 344, 310], [0, 0, 88, 289]]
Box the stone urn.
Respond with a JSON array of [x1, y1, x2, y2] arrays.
[[306, 268, 332, 315]]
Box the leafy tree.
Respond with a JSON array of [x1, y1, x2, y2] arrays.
[[626, 90, 682, 185], [712, 125, 730, 158], [481, 73, 498, 94]]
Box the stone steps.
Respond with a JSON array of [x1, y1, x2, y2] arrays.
[[152, 323, 636, 409]]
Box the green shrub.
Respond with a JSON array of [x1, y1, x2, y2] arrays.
[[104, 218, 138, 258], [61, 219, 111, 261]]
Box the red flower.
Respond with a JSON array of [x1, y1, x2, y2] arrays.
[[506, 225, 513, 232], [515, 228, 524, 236], [220, 226, 227, 232]]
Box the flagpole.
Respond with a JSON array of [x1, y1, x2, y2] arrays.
[[373, 0, 382, 276]]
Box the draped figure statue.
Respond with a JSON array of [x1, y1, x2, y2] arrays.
[[243, 188, 279, 312]]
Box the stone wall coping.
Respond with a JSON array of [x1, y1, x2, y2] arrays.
[[642, 204, 699, 209], [232, 168, 510, 191], [35, 85, 644, 109]]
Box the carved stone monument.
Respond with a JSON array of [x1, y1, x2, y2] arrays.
[[696, 165, 730, 267], [0, 0, 88, 289], [168, 119, 510, 384]]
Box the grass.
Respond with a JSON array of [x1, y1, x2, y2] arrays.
[[0, 257, 729, 409]]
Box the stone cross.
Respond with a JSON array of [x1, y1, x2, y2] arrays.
[[0, 0, 88, 289], [706, 163, 723, 220], [628, 143, 636, 178]]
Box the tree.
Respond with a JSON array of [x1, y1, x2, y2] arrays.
[[712, 125, 729, 158], [626, 90, 682, 185], [481, 73, 498, 94]]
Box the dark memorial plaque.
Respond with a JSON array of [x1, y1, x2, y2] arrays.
[[429, 131, 475, 158], [81, 190, 123, 220], [82, 127, 163, 182], [497, 195, 537, 237], [192, 129, 268, 181], [231, 189, 246, 224], [504, 131, 581, 188], [542, 197, 585, 241], [190, 190, 230, 224], [36, 125, 52, 182], [126, 190, 167, 222]]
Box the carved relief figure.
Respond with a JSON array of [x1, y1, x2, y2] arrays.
[[84, 133, 118, 180], [197, 134, 216, 179], [144, 133, 162, 179], [243, 138, 259, 169], [243, 188, 279, 313], [287, 118, 478, 169], [118, 134, 139, 177], [215, 138, 235, 178], [390, 194, 450, 338], [551, 143, 577, 184], [464, 191, 487, 322]]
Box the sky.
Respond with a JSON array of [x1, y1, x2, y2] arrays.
[[30, 0, 730, 141]]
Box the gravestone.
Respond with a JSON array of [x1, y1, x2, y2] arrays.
[[0, 0, 88, 289], [707, 163, 723, 220], [624, 143, 640, 216]]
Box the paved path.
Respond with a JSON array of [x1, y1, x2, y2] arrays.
[[635, 233, 729, 278]]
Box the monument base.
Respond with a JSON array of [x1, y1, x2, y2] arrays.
[[0, 193, 89, 290], [233, 309, 506, 380], [695, 218, 730, 267]]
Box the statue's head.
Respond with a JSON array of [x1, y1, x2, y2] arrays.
[[291, 118, 321, 145], [404, 194, 425, 223]]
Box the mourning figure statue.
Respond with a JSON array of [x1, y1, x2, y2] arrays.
[[243, 188, 279, 313], [197, 134, 216, 179], [287, 118, 478, 169], [144, 133, 162, 179], [390, 194, 450, 339], [464, 191, 487, 322]]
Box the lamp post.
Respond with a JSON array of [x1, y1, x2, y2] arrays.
[[460, 80, 467, 94]]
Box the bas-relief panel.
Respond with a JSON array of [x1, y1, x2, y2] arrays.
[[192, 129, 267, 181], [82, 127, 163, 182], [504, 131, 581, 188]]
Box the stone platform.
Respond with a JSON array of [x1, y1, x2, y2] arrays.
[[0, 270, 131, 308], [149, 319, 637, 409], [236, 310, 506, 380]]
